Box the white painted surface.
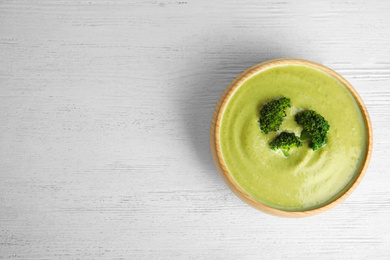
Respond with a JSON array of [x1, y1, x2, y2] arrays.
[[0, 0, 389, 259]]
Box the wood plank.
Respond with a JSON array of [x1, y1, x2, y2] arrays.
[[0, 0, 389, 258]]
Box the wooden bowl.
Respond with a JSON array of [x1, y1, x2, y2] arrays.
[[210, 58, 373, 217]]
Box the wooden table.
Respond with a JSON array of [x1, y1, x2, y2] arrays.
[[1, 1, 389, 259]]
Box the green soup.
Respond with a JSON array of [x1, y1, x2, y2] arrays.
[[220, 64, 367, 211]]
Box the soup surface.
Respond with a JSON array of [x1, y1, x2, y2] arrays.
[[219, 64, 367, 211]]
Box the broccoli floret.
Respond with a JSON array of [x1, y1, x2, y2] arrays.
[[269, 132, 303, 156], [259, 97, 291, 134], [295, 110, 330, 150]]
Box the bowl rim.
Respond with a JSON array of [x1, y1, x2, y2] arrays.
[[210, 58, 373, 218]]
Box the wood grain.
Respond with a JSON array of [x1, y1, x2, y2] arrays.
[[0, 0, 390, 259]]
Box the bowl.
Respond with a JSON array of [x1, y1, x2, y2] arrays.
[[210, 58, 373, 217]]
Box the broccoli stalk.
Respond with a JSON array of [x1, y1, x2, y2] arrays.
[[295, 110, 330, 150], [259, 97, 291, 134], [269, 132, 303, 156]]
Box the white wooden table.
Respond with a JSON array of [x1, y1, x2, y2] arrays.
[[1, 1, 389, 259]]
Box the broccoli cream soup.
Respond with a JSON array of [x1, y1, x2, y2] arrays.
[[219, 64, 367, 211]]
